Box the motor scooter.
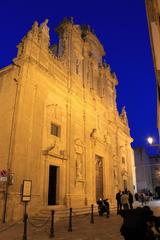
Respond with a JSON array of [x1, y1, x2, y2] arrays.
[[97, 198, 110, 217]]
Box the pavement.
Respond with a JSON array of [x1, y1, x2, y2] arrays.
[[0, 200, 160, 240]]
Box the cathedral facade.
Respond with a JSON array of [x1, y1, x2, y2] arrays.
[[0, 18, 135, 221]]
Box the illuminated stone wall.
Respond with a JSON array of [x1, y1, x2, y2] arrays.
[[0, 18, 135, 221]]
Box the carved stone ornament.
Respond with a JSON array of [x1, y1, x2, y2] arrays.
[[120, 106, 128, 125], [76, 153, 83, 178], [103, 133, 111, 145], [39, 19, 49, 35], [31, 21, 39, 40], [74, 138, 84, 179], [90, 128, 97, 139], [74, 138, 84, 154], [121, 169, 128, 177]]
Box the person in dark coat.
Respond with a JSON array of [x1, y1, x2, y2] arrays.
[[116, 190, 122, 214], [134, 192, 139, 201], [120, 206, 155, 240], [128, 191, 133, 210]]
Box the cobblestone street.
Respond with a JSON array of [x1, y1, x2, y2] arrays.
[[0, 200, 160, 240], [0, 213, 123, 240]]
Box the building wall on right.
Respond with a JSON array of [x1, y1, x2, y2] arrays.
[[145, 0, 160, 136], [134, 147, 153, 192], [149, 155, 160, 194]]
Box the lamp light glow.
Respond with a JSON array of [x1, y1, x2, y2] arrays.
[[147, 137, 153, 145]]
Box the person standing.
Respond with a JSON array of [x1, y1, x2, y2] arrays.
[[121, 191, 129, 210], [128, 191, 133, 210], [140, 193, 146, 206], [116, 190, 122, 214]]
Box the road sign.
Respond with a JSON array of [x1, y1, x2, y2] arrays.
[[0, 170, 7, 181], [0, 170, 7, 177]]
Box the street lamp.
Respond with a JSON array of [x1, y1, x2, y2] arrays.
[[147, 136, 160, 147], [147, 137, 153, 145]]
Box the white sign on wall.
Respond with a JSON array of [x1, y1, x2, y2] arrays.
[[22, 180, 32, 202]]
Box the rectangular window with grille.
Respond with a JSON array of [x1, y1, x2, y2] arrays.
[[50, 123, 61, 137]]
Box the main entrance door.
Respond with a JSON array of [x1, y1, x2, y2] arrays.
[[48, 165, 57, 205], [95, 155, 103, 200]]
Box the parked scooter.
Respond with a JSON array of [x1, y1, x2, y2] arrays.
[[97, 198, 110, 217]]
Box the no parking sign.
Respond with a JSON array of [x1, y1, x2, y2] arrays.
[[0, 169, 7, 182]]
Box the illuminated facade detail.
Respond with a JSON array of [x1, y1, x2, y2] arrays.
[[0, 18, 135, 221]]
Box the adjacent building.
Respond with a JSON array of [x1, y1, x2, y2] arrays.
[[145, 0, 160, 138], [134, 147, 153, 192], [149, 155, 160, 196], [0, 18, 135, 221]]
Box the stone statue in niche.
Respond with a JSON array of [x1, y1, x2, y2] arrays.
[[76, 153, 83, 178], [90, 128, 97, 145], [90, 128, 97, 138], [74, 138, 84, 179]]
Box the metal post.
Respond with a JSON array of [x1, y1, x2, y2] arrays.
[[90, 204, 94, 224], [3, 80, 19, 223], [22, 202, 28, 240], [50, 210, 55, 238], [68, 208, 72, 232], [2, 179, 9, 223]]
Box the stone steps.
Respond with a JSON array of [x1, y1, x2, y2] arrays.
[[30, 205, 99, 224], [29, 201, 117, 227]]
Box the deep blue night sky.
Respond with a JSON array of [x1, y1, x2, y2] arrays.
[[0, 0, 158, 151]]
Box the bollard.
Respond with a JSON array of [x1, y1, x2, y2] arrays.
[[68, 208, 72, 232], [90, 204, 94, 224], [23, 202, 28, 240], [50, 210, 55, 238]]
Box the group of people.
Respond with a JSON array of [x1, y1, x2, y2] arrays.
[[135, 191, 153, 205], [120, 206, 160, 240], [116, 189, 133, 214], [115, 189, 160, 239]]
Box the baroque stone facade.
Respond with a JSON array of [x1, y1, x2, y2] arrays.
[[0, 18, 135, 221]]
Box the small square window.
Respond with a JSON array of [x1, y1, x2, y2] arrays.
[[50, 123, 61, 137]]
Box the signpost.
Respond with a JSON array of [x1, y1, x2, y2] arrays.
[[22, 180, 32, 202], [21, 180, 32, 240], [0, 169, 8, 182], [2, 169, 12, 223]]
